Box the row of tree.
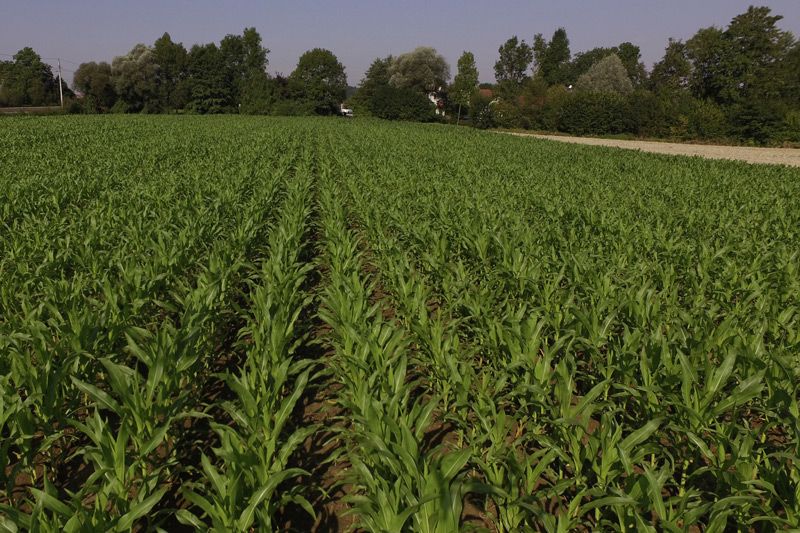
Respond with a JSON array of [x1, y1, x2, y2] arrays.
[[67, 29, 349, 115], [1, 6, 797, 142], [468, 6, 800, 143]]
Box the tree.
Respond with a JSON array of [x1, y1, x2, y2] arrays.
[[494, 36, 533, 88], [687, 7, 793, 105], [567, 43, 644, 86], [650, 39, 691, 93], [781, 41, 800, 104], [219, 27, 270, 106], [533, 28, 571, 85], [153, 33, 188, 110], [575, 54, 634, 95], [389, 47, 449, 93], [185, 43, 231, 114], [289, 48, 347, 115], [686, 26, 731, 104], [451, 51, 478, 120], [615, 42, 647, 86], [74, 61, 116, 110], [235, 28, 272, 113], [112, 44, 160, 112], [0, 47, 59, 106], [351, 56, 393, 114]]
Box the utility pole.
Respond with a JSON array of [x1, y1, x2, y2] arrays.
[[57, 58, 64, 108]]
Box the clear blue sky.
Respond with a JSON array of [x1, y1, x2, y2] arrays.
[[2, 1, 799, 86]]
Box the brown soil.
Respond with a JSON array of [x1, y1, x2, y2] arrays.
[[503, 132, 800, 167]]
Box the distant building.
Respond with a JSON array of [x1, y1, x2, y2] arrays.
[[427, 86, 447, 116]]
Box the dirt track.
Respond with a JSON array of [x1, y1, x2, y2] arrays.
[[503, 132, 800, 168]]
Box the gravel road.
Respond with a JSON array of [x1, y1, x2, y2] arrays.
[[503, 132, 800, 168]]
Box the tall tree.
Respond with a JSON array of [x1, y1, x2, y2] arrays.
[[533, 28, 571, 85], [153, 32, 188, 110], [494, 36, 533, 87], [74, 61, 116, 110], [218, 27, 270, 106], [289, 48, 347, 115], [186, 43, 231, 113], [0, 48, 59, 106], [685, 27, 727, 102], [615, 42, 647, 86], [650, 39, 691, 93], [687, 7, 793, 105], [351, 55, 393, 112], [112, 44, 160, 112], [568, 43, 644, 86], [575, 54, 634, 95], [451, 51, 479, 117], [389, 47, 449, 93]]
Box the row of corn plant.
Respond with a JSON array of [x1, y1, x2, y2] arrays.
[[325, 120, 800, 530], [315, 152, 480, 532], [2, 116, 798, 530], [0, 117, 299, 530], [176, 144, 318, 530]]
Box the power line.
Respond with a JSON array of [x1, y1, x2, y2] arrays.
[[0, 51, 83, 66]]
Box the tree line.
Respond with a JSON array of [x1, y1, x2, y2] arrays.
[[1, 6, 798, 143], [467, 6, 800, 144]]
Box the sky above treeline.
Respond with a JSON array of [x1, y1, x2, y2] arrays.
[[3, 1, 799, 86]]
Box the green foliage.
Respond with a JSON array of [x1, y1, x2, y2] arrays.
[[451, 51, 479, 109], [369, 85, 435, 121], [289, 48, 347, 115], [0, 47, 61, 107], [351, 55, 393, 115], [494, 36, 533, 88], [389, 47, 450, 93], [568, 42, 645, 87], [687, 7, 793, 106], [74, 62, 116, 111], [469, 90, 497, 129], [783, 110, 800, 142], [649, 39, 690, 93], [687, 99, 728, 139], [576, 54, 634, 95], [152, 32, 189, 110], [533, 28, 572, 86], [559, 91, 632, 134], [111, 44, 160, 112], [728, 99, 787, 144]]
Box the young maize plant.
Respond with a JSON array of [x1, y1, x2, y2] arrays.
[[323, 121, 800, 531], [177, 146, 317, 530], [316, 157, 478, 533], [1, 116, 799, 531]]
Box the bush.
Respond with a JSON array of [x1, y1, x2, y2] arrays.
[[271, 99, 315, 116], [110, 100, 130, 114], [493, 99, 526, 129], [469, 91, 496, 129], [369, 86, 435, 122], [728, 100, 786, 144], [627, 90, 670, 137], [781, 110, 800, 142], [558, 92, 632, 135], [687, 99, 728, 139]]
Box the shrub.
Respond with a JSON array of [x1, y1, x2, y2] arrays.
[[688, 99, 728, 139], [558, 92, 632, 135], [370, 85, 435, 122], [469, 91, 496, 129]]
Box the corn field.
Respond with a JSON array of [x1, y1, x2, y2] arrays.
[[1, 115, 798, 532]]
